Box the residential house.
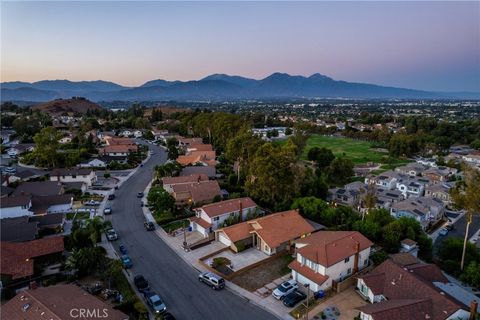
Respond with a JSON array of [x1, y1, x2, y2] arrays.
[[0, 216, 39, 242], [1, 284, 128, 320], [162, 174, 209, 193], [186, 143, 213, 153], [422, 166, 457, 183], [395, 163, 428, 177], [215, 210, 314, 255], [356, 259, 469, 320], [13, 181, 64, 197], [5, 170, 42, 184], [0, 196, 33, 219], [390, 197, 446, 229], [399, 239, 419, 257], [30, 194, 73, 215], [171, 180, 221, 206], [177, 150, 217, 167], [289, 231, 373, 292], [180, 166, 217, 178], [178, 137, 204, 147], [7, 143, 35, 157], [50, 168, 97, 187], [375, 188, 404, 210], [0, 237, 64, 282], [79, 158, 107, 168], [365, 171, 401, 190], [462, 151, 480, 165], [151, 129, 170, 141], [425, 183, 453, 205], [189, 197, 258, 237], [328, 181, 367, 209], [395, 175, 431, 198], [98, 144, 138, 157]]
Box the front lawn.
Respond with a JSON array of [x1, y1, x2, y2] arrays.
[[162, 219, 188, 233], [231, 254, 294, 292]]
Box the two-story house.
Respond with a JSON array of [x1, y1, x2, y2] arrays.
[[395, 175, 431, 198], [390, 197, 445, 229], [289, 231, 373, 292], [425, 183, 453, 205], [422, 166, 457, 183], [189, 197, 258, 237], [328, 181, 367, 209], [356, 259, 469, 320], [50, 168, 97, 187], [395, 163, 428, 177], [0, 196, 33, 219], [171, 180, 221, 207], [365, 171, 400, 190]]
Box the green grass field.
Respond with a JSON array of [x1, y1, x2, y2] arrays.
[[301, 135, 409, 167]]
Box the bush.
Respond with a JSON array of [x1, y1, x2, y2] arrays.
[[104, 172, 111, 178], [212, 257, 231, 269]]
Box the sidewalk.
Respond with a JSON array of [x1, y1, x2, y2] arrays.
[[141, 181, 292, 320]]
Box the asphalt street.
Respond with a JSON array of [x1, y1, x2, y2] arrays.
[[108, 143, 278, 320], [433, 212, 480, 255]]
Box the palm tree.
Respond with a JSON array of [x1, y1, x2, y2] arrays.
[[451, 164, 480, 270], [85, 216, 106, 246]]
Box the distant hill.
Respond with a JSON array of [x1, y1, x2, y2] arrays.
[[2, 73, 479, 102], [32, 97, 103, 114]]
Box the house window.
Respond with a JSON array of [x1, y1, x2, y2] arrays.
[[344, 257, 350, 263], [264, 245, 269, 252], [72, 175, 77, 178], [213, 217, 219, 221], [347, 268, 352, 274], [364, 259, 369, 266]]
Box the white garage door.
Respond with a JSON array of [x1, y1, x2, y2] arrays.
[[218, 233, 231, 246]]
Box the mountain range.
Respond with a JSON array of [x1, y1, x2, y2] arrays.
[[1, 73, 479, 102]]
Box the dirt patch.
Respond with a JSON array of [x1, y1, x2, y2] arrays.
[[231, 255, 293, 292]]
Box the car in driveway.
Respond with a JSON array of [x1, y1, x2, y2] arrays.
[[282, 290, 306, 307], [143, 290, 167, 314], [106, 229, 118, 241], [439, 228, 449, 236], [272, 279, 298, 300], [134, 275, 149, 292], [137, 192, 144, 198], [104, 207, 112, 215], [144, 221, 155, 231], [121, 255, 133, 268], [445, 223, 454, 231], [198, 272, 225, 290]]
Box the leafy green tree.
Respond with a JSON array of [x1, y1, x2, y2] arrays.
[[291, 197, 329, 222], [327, 157, 354, 184], [307, 147, 335, 169], [33, 126, 61, 168], [285, 127, 293, 136], [460, 262, 480, 287], [166, 138, 178, 160], [147, 186, 175, 213], [451, 165, 480, 269], [438, 237, 480, 276], [143, 130, 154, 141]]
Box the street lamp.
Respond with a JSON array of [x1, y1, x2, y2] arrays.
[[304, 283, 310, 320]]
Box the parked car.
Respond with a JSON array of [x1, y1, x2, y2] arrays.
[[198, 272, 225, 290], [104, 207, 112, 215], [106, 229, 118, 241], [134, 275, 149, 292], [445, 223, 454, 231], [137, 192, 144, 198], [119, 245, 127, 255], [108, 194, 115, 200], [121, 255, 133, 269], [272, 280, 298, 300], [3, 166, 16, 174], [144, 221, 155, 231], [282, 290, 307, 307], [439, 228, 449, 236], [143, 290, 167, 314]]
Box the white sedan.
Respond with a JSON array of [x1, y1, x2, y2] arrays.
[[272, 280, 298, 300]]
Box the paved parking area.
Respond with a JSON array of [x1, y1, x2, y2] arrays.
[[307, 288, 367, 320], [206, 247, 268, 271]]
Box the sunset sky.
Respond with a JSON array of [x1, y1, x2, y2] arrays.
[[1, 1, 479, 92]]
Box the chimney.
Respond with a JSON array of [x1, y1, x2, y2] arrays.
[[469, 300, 478, 320], [353, 241, 360, 274], [29, 281, 38, 290], [239, 200, 243, 222]]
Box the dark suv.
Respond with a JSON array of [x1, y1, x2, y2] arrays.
[[144, 221, 155, 231], [134, 275, 150, 292]]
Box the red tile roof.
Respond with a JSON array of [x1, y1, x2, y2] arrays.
[[198, 197, 257, 218], [296, 231, 373, 267], [357, 259, 463, 320], [289, 260, 329, 285], [1, 284, 128, 320], [217, 210, 314, 248], [172, 180, 221, 204], [189, 216, 212, 229], [162, 174, 208, 186], [1, 237, 64, 279]]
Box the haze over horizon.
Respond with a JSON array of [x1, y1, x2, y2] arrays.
[[2, 1, 479, 92]]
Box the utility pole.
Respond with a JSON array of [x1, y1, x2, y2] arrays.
[[461, 211, 472, 270], [304, 283, 310, 320]]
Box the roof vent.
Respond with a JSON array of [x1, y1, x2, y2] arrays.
[[22, 303, 30, 312]]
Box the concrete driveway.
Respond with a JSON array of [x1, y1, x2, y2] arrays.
[[307, 288, 367, 320]]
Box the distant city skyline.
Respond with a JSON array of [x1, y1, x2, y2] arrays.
[[1, 1, 479, 92]]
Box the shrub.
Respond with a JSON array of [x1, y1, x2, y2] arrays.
[[212, 257, 231, 269]]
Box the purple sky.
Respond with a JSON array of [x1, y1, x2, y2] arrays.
[[1, 1, 479, 91]]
